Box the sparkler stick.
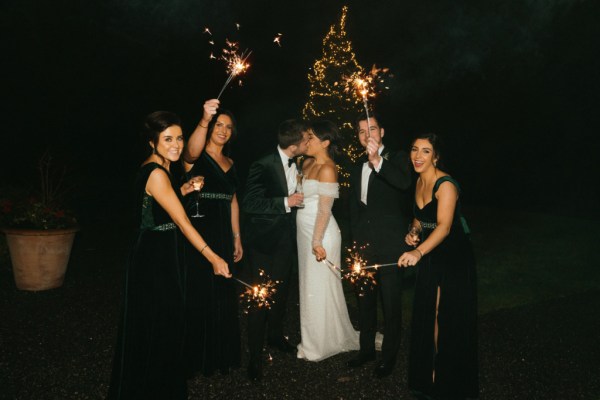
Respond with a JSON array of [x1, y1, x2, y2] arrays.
[[233, 277, 253, 290], [320, 259, 342, 278]]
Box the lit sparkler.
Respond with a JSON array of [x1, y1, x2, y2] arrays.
[[274, 33, 283, 47], [236, 269, 278, 313], [216, 40, 252, 99], [345, 65, 391, 140], [203, 27, 212, 35], [341, 243, 377, 296]]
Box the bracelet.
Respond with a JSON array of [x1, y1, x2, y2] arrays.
[[200, 244, 209, 254], [199, 124, 208, 129], [233, 232, 240, 239], [415, 248, 424, 259]]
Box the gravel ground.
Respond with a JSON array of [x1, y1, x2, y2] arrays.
[[1, 228, 599, 400]]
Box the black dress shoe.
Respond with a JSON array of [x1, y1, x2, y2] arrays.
[[267, 337, 296, 353], [373, 361, 395, 378], [347, 352, 376, 368], [247, 359, 262, 382]]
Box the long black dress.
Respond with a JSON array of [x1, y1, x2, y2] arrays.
[[108, 163, 187, 399], [183, 152, 241, 376], [409, 176, 478, 400]]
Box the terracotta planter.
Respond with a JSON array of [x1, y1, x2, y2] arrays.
[[2, 227, 79, 291]]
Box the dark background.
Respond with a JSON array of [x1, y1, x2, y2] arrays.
[[2, 0, 599, 225]]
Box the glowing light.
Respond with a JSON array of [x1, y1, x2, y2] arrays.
[[217, 39, 252, 99], [274, 33, 283, 47], [341, 242, 377, 295], [236, 269, 278, 313]]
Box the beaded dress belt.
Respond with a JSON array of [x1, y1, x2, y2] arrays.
[[420, 221, 437, 229], [198, 192, 233, 201], [151, 223, 177, 231]]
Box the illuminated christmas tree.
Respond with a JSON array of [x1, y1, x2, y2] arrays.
[[302, 5, 366, 166]]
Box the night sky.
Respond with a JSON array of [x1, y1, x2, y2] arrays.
[[2, 0, 599, 224]]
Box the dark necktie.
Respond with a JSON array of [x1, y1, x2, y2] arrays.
[[288, 157, 296, 167]]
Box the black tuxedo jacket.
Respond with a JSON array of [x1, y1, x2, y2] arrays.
[[349, 147, 412, 259], [242, 150, 296, 254]]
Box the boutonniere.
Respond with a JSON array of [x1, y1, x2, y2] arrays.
[[382, 153, 389, 161]]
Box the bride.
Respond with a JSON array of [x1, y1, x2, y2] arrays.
[[296, 120, 360, 361]]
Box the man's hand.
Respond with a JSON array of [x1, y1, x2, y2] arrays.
[[287, 193, 304, 208], [366, 137, 382, 167]]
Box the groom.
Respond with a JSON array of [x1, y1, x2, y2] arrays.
[[347, 112, 412, 378], [242, 119, 310, 381]]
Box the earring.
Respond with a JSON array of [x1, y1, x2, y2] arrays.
[[153, 148, 158, 154]]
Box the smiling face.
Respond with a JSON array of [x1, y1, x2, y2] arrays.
[[357, 117, 384, 148], [209, 114, 234, 146], [410, 138, 438, 173], [151, 125, 184, 164]]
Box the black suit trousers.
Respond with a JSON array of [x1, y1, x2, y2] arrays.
[[246, 225, 295, 360], [357, 253, 404, 365]]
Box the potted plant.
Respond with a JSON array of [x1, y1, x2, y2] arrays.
[[0, 152, 79, 291]]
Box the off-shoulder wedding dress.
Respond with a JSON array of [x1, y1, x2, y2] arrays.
[[296, 179, 360, 361]]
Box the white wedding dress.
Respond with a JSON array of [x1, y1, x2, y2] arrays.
[[296, 179, 360, 361]]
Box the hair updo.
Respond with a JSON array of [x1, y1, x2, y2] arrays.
[[141, 111, 182, 157]]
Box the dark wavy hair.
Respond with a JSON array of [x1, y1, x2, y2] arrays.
[[206, 109, 238, 155], [411, 132, 444, 170], [141, 111, 182, 163], [310, 119, 341, 160]]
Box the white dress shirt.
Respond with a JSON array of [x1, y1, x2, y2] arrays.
[[360, 145, 384, 205], [277, 146, 297, 213]]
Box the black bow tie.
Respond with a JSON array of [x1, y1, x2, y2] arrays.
[[288, 157, 296, 167]]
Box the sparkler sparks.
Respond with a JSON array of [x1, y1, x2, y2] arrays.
[[344, 65, 390, 139], [236, 269, 278, 313], [273, 33, 283, 47], [216, 40, 252, 99], [203, 27, 212, 35], [341, 243, 377, 295]]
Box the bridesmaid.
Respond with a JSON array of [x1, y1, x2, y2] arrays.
[[107, 111, 230, 399], [398, 133, 478, 400], [181, 100, 243, 376]]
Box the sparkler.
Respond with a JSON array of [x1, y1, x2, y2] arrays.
[[320, 258, 342, 277], [345, 65, 391, 140], [236, 269, 278, 313], [341, 243, 377, 296], [273, 33, 283, 47], [216, 40, 252, 99]]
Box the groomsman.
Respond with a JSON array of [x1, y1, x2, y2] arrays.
[[347, 112, 412, 378], [242, 119, 310, 382]]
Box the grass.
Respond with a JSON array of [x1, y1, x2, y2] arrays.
[[341, 206, 600, 321]]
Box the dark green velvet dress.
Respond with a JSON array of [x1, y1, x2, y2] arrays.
[[183, 152, 241, 376], [108, 163, 187, 399], [409, 176, 478, 400]]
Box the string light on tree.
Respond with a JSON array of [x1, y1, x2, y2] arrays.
[[302, 5, 367, 171]]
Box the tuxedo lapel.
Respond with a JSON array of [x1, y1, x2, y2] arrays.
[[352, 160, 364, 203], [272, 152, 288, 195]]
